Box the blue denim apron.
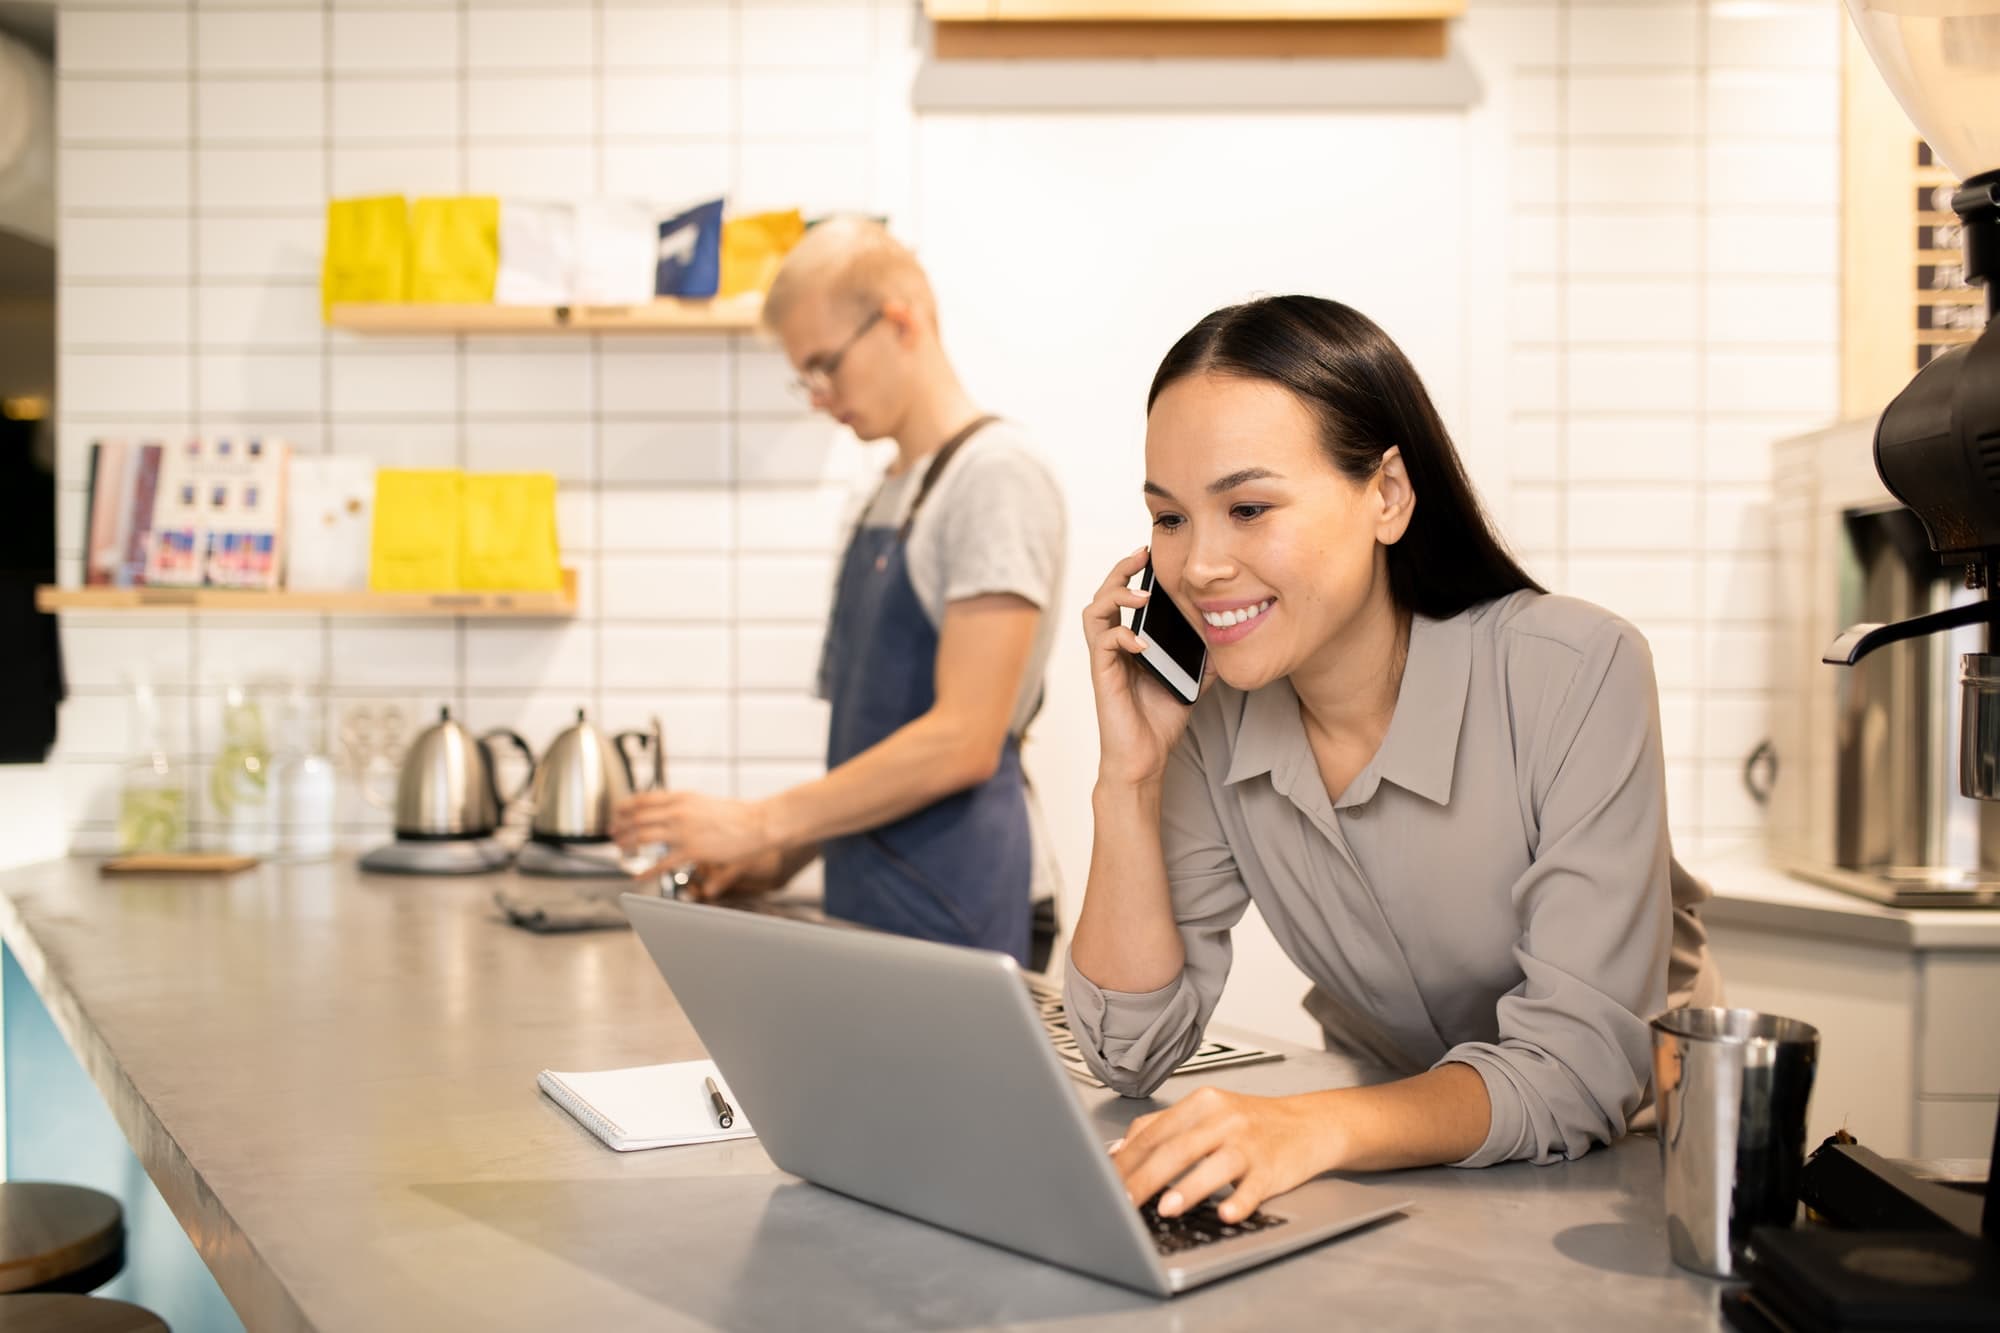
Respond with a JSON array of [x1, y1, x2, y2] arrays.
[[818, 418, 1033, 963]]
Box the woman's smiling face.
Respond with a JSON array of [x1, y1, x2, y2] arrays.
[[1143, 372, 1410, 693]]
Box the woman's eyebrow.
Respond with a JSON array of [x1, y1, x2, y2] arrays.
[[1207, 467, 1281, 494], [1143, 467, 1284, 501]]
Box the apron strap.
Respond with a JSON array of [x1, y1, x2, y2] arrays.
[[841, 414, 1001, 557], [897, 413, 998, 545]]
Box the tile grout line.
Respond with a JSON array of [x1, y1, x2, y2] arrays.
[[183, 0, 202, 833], [320, 0, 336, 759], [454, 0, 471, 723], [728, 0, 745, 798], [1692, 0, 1711, 849], [592, 0, 608, 732], [1554, 0, 1570, 579]]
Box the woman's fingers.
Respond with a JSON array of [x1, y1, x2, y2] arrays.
[[1084, 548, 1150, 622], [1121, 1128, 1224, 1213], [1155, 1146, 1247, 1219], [1102, 543, 1149, 589], [1116, 1106, 1229, 1207], [1217, 1170, 1279, 1224], [1113, 1088, 1257, 1212]]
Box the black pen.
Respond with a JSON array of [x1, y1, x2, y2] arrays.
[[704, 1075, 734, 1130]]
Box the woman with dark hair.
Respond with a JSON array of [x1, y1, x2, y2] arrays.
[[1068, 295, 1718, 1224]]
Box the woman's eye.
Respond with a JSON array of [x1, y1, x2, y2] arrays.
[[1151, 512, 1184, 531], [1230, 504, 1270, 522]]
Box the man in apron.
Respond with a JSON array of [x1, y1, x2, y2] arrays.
[[613, 219, 1065, 964]]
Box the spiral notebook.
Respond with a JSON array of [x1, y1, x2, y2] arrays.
[[538, 1059, 756, 1152]]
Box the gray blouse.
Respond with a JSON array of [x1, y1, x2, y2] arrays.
[[1065, 591, 1719, 1168]]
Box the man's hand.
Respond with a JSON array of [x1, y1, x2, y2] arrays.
[[612, 791, 775, 870], [685, 848, 793, 901]]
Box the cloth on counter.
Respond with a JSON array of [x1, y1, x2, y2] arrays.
[[495, 880, 634, 933], [1064, 590, 1721, 1169], [496, 881, 842, 934]]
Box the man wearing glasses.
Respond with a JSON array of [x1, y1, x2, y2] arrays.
[[613, 218, 1066, 965]]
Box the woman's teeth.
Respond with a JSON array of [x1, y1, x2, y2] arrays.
[[1202, 599, 1273, 629]]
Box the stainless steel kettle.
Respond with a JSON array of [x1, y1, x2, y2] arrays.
[[392, 706, 536, 839], [529, 710, 658, 843]]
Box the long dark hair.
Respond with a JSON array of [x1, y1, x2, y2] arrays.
[[1148, 295, 1541, 620]]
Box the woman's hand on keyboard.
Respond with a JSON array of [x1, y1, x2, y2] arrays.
[[1111, 1086, 1336, 1225]]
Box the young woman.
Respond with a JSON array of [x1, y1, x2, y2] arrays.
[[1069, 295, 1718, 1226]]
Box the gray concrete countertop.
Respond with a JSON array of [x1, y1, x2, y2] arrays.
[[1694, 856, 2000, 951], [1, 857, 1730, 1332]]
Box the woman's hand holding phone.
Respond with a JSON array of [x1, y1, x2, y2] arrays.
[[1083, 546, 1202, 788]]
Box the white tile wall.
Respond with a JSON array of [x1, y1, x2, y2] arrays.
[[467, 7, 596, 71], [61, 148, 193, 212], [198, 79, 328, 143], [195, 10, 325, 74], [57, 78, 192, 143], [600, 6, 732, 70], [332, 80, 462, 142], [60, 10, 192, 72], [63, 285, 193, 347], [62, 218, 193, 282], [46, 0, 1836, 874], [1497, 0, 1840, 859]]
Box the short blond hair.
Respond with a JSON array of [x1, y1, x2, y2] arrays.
[[762, 217, 936, 330]]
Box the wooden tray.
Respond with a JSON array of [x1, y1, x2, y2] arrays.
[[101, 854, 259, 875]]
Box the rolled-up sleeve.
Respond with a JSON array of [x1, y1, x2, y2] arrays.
[[1065, 722, 1251, 1097], [1441, 621, 1672, 1167]]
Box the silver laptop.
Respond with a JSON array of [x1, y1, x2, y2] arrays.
[[622, 893, 1408, 1297]]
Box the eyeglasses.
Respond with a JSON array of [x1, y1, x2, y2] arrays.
[[789, 309, 884, 400]]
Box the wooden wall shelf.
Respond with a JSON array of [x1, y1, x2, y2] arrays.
[[36, 569, 578, 618], [924, 0, 1460, 59], [327, 297, 762, 336], [924, 0, 1457, 16]]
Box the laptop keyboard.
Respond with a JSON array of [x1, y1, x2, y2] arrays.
[[1140, 1192, 1288, 1256]]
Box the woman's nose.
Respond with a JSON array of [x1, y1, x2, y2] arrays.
[[1182, 532, 1235, 587]]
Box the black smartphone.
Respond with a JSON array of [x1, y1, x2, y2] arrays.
[[1131, 559, 1206, 706]]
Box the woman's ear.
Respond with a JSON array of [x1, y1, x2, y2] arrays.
[[1374, 447, 1416, 545]]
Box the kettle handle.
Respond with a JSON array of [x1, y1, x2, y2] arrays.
[[480, 728, 537, 810], [612, 730, 659, 791]]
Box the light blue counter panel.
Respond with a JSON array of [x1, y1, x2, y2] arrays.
[[4, 943, 245, 1333]]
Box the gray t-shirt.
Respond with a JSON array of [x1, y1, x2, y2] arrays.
[[823, 421, 1067, 737]]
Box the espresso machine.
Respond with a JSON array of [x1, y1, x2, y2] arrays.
[[1726, 3, 2000, 1324]]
